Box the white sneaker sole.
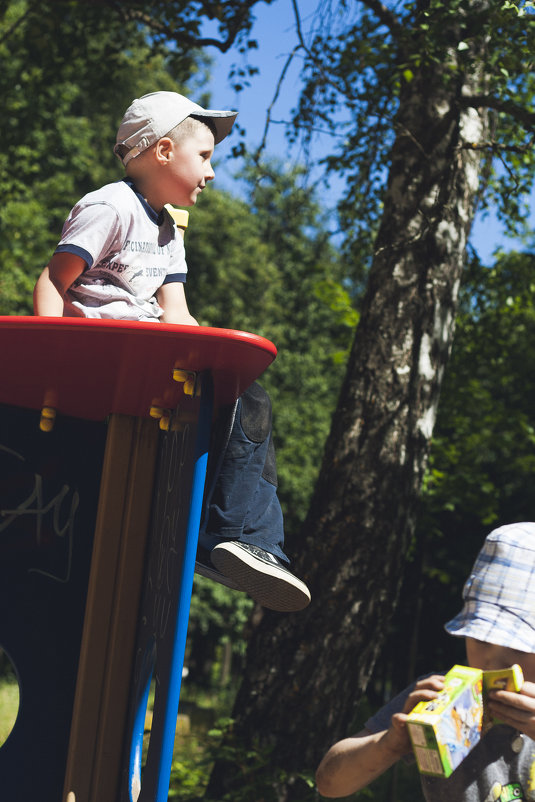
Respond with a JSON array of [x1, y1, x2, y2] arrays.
[[211, 542, 311, 612]]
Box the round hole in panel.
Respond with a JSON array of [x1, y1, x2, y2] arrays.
[[0, 648, 20, 748]]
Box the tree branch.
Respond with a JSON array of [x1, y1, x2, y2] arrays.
[[117, 0, 261, 53], [462, 138, 535, 154], [118, 9, 231, 51], [0, 1, 40, 46], [251, 0, 346, 160], [291, 0, 308, 51], [461, 94, 535, 130], [253, 45, 303, 162]]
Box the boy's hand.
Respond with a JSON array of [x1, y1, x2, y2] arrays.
[[387, 675, 446, 755], [157, 282, 198, 325], [488, 680, 535, 738]]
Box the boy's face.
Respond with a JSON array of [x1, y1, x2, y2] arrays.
[[466, 637, 535, 682], [162, 126, 216, 207]]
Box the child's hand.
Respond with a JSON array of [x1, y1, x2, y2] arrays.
[[487, 680, 535, 738], [386, 675, 446, 755]]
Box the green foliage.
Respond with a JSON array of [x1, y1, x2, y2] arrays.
[[425, 249, 535, 532], [189, 577, 253, 642], [0, 676, 19, 747], [186, 576, 253, 688], [501, 1, 535, 15], [167, 714, 230, 800], [166, 713, 319, 800], [199, 719, 317, 802]]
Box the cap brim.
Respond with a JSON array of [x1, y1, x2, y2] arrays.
[[193, 109, 237, 144], [445, 600, 535, 652]]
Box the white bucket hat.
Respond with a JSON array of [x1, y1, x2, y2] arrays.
[[114, 91, 238, 165], [444, 522, 535, 652]]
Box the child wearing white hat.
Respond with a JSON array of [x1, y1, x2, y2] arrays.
[[316, 522, 535, 800], [34, 91, 237, 322], [33, 91, 311, 612]]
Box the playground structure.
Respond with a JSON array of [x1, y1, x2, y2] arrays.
[[0, 316, 277, 802]]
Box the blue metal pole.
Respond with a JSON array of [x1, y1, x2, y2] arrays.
[[153, 373, 213, 802]]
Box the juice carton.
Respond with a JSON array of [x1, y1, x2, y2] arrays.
[[482, 664, 524, 730], [406, 665, 483, 777]]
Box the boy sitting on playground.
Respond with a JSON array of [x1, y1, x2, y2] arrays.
[[316, 522, 535, 800], [33, 90, 310, 613]]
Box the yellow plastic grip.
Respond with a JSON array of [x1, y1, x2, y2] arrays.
[[164, 205, 189, 229], [172, 367, 199, 396]]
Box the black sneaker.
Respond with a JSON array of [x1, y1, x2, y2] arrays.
[[194, 545, 241, 591], [210, 542, 311, 612]]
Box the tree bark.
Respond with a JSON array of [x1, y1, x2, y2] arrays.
[[207, 55, 488, 802]]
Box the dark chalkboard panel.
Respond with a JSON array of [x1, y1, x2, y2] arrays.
[[0, 405, 106, 800]]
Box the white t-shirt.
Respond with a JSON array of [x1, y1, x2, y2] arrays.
[[55, 179, 187, 321]]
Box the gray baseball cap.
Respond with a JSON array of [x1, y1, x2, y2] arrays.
[[114, 91, 238, 165]]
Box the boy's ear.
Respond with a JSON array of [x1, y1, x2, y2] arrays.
[[155, 137, 174, 164]]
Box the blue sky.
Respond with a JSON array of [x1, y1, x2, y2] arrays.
[[201, 0, 534, 264]]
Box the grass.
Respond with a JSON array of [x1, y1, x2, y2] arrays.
[[140, 682, 239, 799], [0, 677, 19, 746], [0, 675, 232, 799]]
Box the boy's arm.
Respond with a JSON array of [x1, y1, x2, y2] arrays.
[[315, 727, 409, 798], [156, 282, 198, 326], [34, 253, 86, 316], [315, 674, 446, 798]]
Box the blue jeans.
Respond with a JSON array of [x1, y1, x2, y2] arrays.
[[199, 383, 288, 564]]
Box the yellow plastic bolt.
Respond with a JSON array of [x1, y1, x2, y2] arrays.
[[40, 406, 56, 432], [172, 368, 199, 397], [183, 377, 196, 396], [172, 368, 189, 383], [159, 415, 171, 431]]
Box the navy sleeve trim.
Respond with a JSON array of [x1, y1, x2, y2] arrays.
[[162, 273, 187, 285], [54, 244, 93, 269]]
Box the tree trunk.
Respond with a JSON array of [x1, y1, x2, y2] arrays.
[[207, 62, 488, 802]]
